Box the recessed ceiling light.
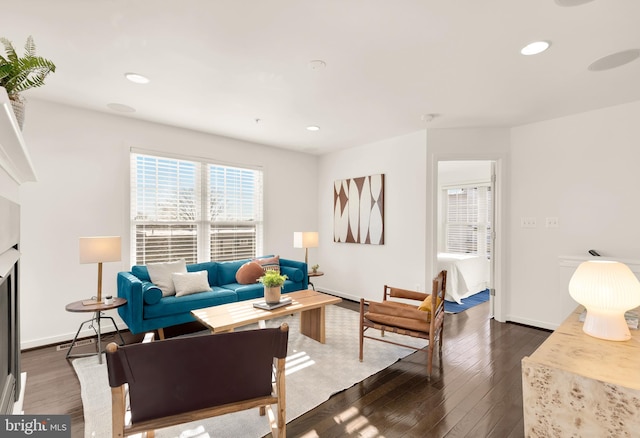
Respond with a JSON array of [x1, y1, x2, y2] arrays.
[[124, 72, 150, 84], [520, 41, 551, 56], [555, 0, 595, 6], [308, 60, 326, 71], [306, 125, 320, 131], [107, 103, 136, 113], [588, 49, 640, 72]]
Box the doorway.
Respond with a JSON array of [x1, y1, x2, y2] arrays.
[[436, 160, 497, 318]]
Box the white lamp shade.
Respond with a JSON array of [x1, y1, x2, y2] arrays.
[[79, 236, 122, 264], [569, 260, 640, 341], [293, 232, 319, 249]]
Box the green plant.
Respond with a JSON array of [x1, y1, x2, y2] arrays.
[[0, 36, 56, 100], [311, 264, 319, 271], [258, 270, 288, 288]]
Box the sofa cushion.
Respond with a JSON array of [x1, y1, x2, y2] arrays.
[[233, 283, 266, 301], [222, 279, 299, 301], [143, 287, 238, 319], [173, 271, 211, 297], [147, 259, 187, 297], [236, 261, 264, 284], [254, 255, 280, 272], [142, 281, 163, 305], [367, 301, 429, 325], [280, 266, 303, 282], [131, 265, 151, 282], [365, 312, 429, 333], [365, 301, 431, 331], [217, 259, 250, 285]]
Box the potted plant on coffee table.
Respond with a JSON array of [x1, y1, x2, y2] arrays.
[[0, 35, 56, 128], [258, 270, 288, 304]]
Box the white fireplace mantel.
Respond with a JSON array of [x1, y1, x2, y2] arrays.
[[0, 87, 37, 184]]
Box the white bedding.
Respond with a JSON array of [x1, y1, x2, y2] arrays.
[[437, 253, 490, 303]]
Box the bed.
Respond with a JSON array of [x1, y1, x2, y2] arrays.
[[437, 253, 490, 303]]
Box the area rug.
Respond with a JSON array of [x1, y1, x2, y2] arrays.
[[444, 288, 490, 314], [73, 305, 427, 438]]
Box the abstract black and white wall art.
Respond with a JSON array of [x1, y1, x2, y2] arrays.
[[333, 174, 384, 245]]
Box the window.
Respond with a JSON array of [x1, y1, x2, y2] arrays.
[[445, 185, 492, 256], [131, 151, 263, 265]]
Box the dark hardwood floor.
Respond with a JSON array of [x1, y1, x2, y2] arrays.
[[20, 299, 549, 438]]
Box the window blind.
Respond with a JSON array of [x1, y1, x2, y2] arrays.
[[445, 186, 492, 256], [131, 151, 263, 265], [208, 164, 263, 261]]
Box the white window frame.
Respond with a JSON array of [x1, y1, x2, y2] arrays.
[[130, 149, 263, 266]]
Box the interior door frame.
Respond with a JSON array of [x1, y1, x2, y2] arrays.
[[430, 152, 507, 322]]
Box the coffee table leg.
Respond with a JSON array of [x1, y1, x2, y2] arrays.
[[300, 306, 326, 343]]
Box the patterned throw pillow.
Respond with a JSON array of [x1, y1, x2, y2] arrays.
[[253, 255, 280, 273]]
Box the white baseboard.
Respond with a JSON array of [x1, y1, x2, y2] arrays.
[[316, 287, 361, 303], [506, 315, 558, 331], [21, 322, 129, 350], [12, 372, 26, 414]]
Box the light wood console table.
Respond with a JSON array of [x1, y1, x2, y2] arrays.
[[521, 305, 640, 436]]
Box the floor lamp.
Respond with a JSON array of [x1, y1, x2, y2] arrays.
[[79, 236, 121, 304], [293, 231, 318, 265]]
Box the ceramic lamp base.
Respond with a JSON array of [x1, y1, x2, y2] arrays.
[[583, 308, 631, 341]]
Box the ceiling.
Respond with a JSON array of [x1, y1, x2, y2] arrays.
[[2, 0, 639, 154]]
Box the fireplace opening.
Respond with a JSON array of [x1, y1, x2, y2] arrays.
[[0, 263, 19, 414], [0, 196, 20, 415]]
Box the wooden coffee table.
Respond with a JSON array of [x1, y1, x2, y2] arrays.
[[191, 289, 342, 343]]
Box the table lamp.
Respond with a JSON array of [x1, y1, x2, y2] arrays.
[[568, 260, 640, 341], [80, 236, 121, 304], [293, 231, 318, 265]]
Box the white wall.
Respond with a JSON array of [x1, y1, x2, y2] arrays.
[[18, 99, 318, 349], [15, 96, 640, 348], [508, 100, 640, 329], [316, 131, 427, 301], [0, 169, 19, 203], [438, 161, 492, 187]]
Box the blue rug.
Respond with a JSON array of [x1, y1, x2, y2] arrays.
[[444, 289, 490, 313]]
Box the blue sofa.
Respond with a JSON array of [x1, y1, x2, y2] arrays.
[[117, 256, 308, 335]]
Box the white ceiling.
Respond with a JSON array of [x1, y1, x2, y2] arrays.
[[2, 0, 639, 154]]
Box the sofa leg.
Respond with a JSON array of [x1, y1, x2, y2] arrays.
[[157, 328, 165, 340]]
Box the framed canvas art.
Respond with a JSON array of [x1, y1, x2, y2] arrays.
[[333, 174, 384, 245]]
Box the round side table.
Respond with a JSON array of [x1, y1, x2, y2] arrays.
[[65, 297, 127, 363], [308, 271, 324, 290]]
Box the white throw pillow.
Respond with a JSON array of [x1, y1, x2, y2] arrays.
[[147, 259, 187, 297], [172, 271, 210, 297]]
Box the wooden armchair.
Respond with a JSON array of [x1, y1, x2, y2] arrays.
[[359, 270, 447, 379], [105, 324, 289, 437]]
